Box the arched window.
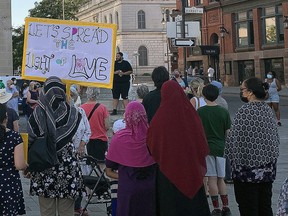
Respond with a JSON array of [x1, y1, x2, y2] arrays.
[[109, 13, 113, 23], [104, 16, 107, 23], [138, 46, 148, 66], [165, 9, 170, 22], [115, 11, 119, 29], [138, 10, 146, 29]]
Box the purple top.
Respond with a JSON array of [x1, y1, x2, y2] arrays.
[[106, 159, 156, 216]]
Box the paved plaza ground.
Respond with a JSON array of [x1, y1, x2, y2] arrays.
[[20, 86, 288, 216]]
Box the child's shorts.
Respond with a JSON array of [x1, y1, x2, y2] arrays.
[[205, 155, 226, 178]]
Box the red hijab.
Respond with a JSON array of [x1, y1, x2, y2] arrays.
[[147, 80, 209, 199]]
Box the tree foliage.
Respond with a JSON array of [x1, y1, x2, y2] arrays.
[[12, 26, 25, 71], [12, 0, 88, 71], [28, 0, 88, 20]]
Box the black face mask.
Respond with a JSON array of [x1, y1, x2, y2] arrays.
[[240, 91, 249, 103]]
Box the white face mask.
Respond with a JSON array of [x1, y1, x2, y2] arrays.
[[267, 74, 273, 79], [13, 80, 17, 85]]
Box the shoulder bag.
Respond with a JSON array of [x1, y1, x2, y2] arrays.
[[28, 111, 58, 172], [87, 103, 100, 120]]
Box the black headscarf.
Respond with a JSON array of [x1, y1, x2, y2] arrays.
[[28, 76, 81, 150]]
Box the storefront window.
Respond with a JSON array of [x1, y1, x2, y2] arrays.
[[262, 5, 283, 44], [195, 0, 203, 5], [236, 10, 254, 47], [238, 60, 255, 84]]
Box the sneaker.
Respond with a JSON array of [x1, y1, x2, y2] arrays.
[[74, 208, 88, 216], [111, 109, 117, 115], [224, 179, 233, 184], [211, 209, 222, 216], [278, 122, 282, 126], [222, 207, 232, 216]]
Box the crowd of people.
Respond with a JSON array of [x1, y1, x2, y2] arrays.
[[0, 63, 286, 216]]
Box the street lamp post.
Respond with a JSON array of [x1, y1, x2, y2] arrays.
[[181, 0, 187, 80], [133, 52, 140, 85], [161, 10, 171, 74], [62, 0, 65, 20]]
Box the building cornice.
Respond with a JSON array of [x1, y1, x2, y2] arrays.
[[204, 0, 285, 13]]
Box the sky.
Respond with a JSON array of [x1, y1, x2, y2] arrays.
[[11, 0, 42, 27]]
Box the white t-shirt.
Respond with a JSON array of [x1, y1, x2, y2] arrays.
[[112, 119, 126, 133], [207, 67, 215, 77]]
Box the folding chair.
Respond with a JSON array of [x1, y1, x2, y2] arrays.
[[80, 156, 111, 216]]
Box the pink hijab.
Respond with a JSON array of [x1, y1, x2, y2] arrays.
[[106, 101, 155, 167]]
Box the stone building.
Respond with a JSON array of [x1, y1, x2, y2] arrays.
[[0, 0, 13, 76], [177, 0, 288, 86], [77, 0, 176, 76]]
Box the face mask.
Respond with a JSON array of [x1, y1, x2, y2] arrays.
[[267, 74, 273, 79], [240, 91, 249, 103], [175, 74, 180, 78], [13, 80, 17, 85]]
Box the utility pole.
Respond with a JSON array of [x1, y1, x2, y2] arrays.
[[62, 0, 65, 20], [181, 0, 187, 80]]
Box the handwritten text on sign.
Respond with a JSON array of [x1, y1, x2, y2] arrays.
[[22, 18, 117, 88]]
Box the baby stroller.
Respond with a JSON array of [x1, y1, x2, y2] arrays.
[[80, 155, 111, 216]]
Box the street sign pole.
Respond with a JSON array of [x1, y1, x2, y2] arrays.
[[181, 0, 187, 80]]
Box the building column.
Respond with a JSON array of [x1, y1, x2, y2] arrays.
[[283, 2, 288, 86]]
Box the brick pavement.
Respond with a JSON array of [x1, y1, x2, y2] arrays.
[[20, 117, 288, 216], [19, 85, 288, 216]]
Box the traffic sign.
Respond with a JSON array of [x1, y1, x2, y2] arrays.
[[174, 38, 196, 47], [185, 7, 204, 14]]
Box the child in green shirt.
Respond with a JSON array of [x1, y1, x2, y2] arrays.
[[197, 84, 232, 216]]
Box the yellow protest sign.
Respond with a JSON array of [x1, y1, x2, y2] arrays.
[[20, 133, 28, 162], [22, 17, 117, 89]]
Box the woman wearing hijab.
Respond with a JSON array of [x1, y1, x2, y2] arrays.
[[225, 77, 279, 216], [27, 76, 83, 216], [147, 80, 210, 216], [106, 101, 156, 216]]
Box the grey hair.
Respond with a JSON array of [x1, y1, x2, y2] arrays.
[[136, 85, 149, 99], [86, 87, 100, 100], [70, 87, 79, 102]]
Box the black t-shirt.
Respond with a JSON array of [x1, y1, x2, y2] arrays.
[[7, 107, 19, 130], [142, 89, 161, 123], [114, 60, 133, 83]]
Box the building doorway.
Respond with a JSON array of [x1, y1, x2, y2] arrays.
[[238, 60, 255, 85]]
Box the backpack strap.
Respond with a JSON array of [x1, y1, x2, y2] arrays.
[[88, 103, 100, 120]]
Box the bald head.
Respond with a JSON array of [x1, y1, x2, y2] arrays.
[[6, 80, 13, 89]]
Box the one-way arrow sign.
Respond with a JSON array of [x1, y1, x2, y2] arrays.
[[174, 38, 196, 47]]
